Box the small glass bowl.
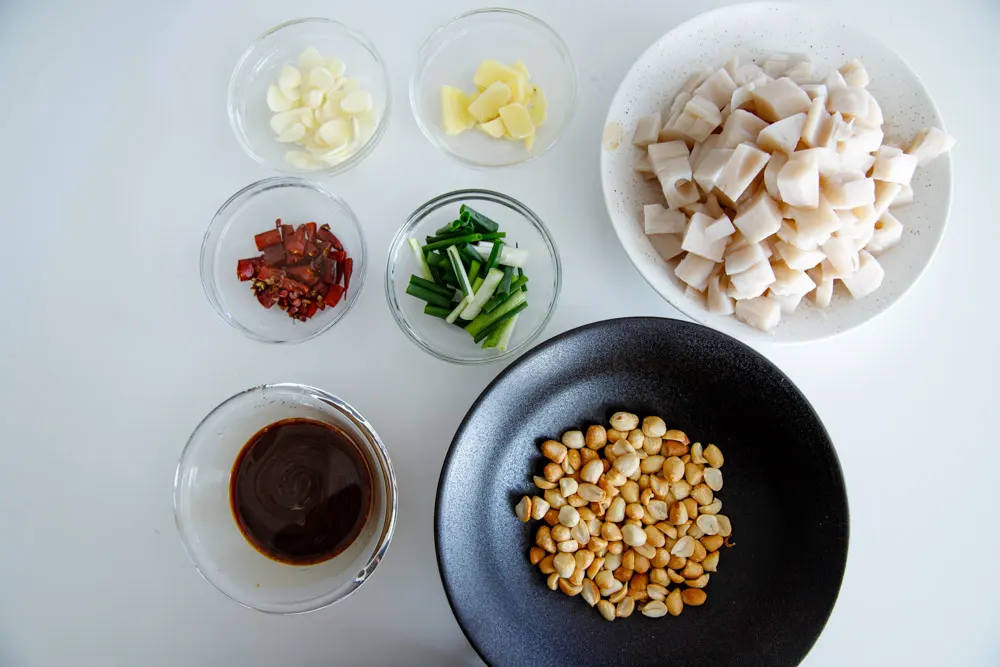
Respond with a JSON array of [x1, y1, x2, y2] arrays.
[[200, 177, 366, 343], [386, 189, 561, 364], [228, 18, 390, 175], [173, 383, 397, 614], [410, 8, 577, 168]]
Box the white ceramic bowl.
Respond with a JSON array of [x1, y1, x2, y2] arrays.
[[600, 2, 953, 344]]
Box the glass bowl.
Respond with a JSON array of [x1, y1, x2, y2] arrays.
[[410, 8, 577, 168], [386, 189, 561, 364], [228, 18, 390, 175], [173, 383, 397, 614], [201, 177, 366, 343]]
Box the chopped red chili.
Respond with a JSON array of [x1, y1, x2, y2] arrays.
[[284, 226, 306, 257], [237, 258, 262, 281], [237, 219, 353, 322], [254, 229, 282, 251], [343, 257, 354, 293], [317, 224, 344, 251], [261, 243, 285, 267]]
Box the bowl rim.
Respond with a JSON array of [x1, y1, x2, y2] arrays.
[[408, 7, 578, 169], [598, 1, 954, 345], [434, 316, 850, 664], [172, 382, 398, 614], [199, 176, 367, 344], [227, 17, 391, 176], [384, 188, 562, 364]]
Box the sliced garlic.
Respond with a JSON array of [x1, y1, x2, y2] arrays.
[[307, 67, 337, 91], [266, 84, 296, 112], [318, 118, 351, 148], [327, 58, 346, 79], [303, 89, 325, 110], [269, 48, 376, 169], [276, 123, 307, 143], [341, 90, 373, 115], [270, 109, 301, 135], [278, 65, 302, 98], [297, 47, 325, 70], [294, 107, 317, 129]]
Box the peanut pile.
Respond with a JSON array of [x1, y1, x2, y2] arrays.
[[514, 412, 732, 620]]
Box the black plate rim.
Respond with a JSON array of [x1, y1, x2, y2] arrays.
[[434, 316, 850, 667]]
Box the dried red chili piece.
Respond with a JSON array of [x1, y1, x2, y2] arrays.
[[256, 265, 285, 283], [317, 225, 344, 251], [324, 283, 344, 307], [237, 257, 262, 281], [319, 257, 335, 283], [240, 221, 351, 323], [254, 229, 282, 251], [278, 276, 311, 295], [256, 290, 276, 309], [284, 226, 306, 257], [262, 244, 285, 267], [343, 258, 354, 292], [286, 265, 317, 286]]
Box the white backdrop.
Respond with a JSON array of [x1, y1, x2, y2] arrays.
[[0, 0, 997, 665]]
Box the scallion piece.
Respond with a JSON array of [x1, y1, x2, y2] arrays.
[[445, 295, 471, 324], [406, 283, 453, 308], [422, 233, 483, 252], [458, 244, 483, 268], [484, 239, 504, 272], [472, 301, 528, 343], [408, 238, 433, 280], [474, 241, 529, 268], [429, 264, 447, 288], [409, 275, 453, 297], [459, 205, 500, 234], [460, 267, 505, 321], [424, 304, 452, 318], [495, 312, 520, 350], [482, 275, 528, 313], [465, 289, 527, 338], [468, 260, 482, 283], [498, 265, 514, 295], [435, 219, 466, 236], [446, 245, 474, 297]]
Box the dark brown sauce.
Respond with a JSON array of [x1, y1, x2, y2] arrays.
[[230, 418, 372, 566]]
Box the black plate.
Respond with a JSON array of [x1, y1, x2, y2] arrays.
[[435, 318, 848, 667]]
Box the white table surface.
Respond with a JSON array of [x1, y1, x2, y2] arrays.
[[1, 0, 997, 665]]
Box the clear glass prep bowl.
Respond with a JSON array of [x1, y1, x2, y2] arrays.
[[385, 189, 561, 364], [200, 177, 366, 343], [228, 18, 390, 175], [173, 383, 397, 614], [410, 8, 577, 168]]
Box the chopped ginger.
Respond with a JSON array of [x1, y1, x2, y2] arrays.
[[440, 58, 547, 152]]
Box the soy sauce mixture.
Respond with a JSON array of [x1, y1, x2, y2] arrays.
[[230, 418, 372, 565]]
